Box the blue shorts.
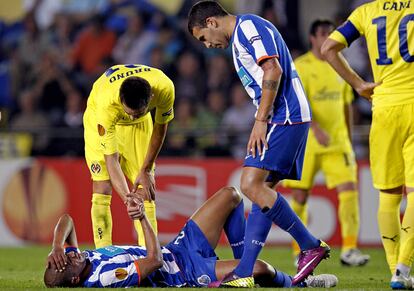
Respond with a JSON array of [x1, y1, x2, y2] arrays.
[[166, 220, 218, 287], [244, 122, 310, 182]]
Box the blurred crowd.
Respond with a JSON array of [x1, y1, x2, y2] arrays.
[[0, 0, 372, 159]]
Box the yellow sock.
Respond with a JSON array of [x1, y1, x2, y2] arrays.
[[338, 190, 360, 252], [378, 192, 402, 274], [290, 198, 308, 256], [134, 200, 158, 246], [91, 193, 112, 248], [398, 192, 414, 267]]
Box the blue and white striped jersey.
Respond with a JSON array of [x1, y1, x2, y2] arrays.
[[231, 14, 311, 124], [82, 245, 185, 288]]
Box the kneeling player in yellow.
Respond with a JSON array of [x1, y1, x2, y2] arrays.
[[83, 64, 174, 248], [284, 20, 369, 266]]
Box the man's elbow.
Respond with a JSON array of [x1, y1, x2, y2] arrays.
[[149, 254, 163, 270], [320, 41, 331, 59]]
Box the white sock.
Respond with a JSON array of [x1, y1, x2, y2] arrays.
[[396, 263, 411, 277]]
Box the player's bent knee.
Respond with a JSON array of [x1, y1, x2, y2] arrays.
[[224, 186, 243, 205]]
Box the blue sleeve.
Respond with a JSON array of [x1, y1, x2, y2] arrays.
[[336, 20, 361, 46], [237, 18, 279, 64]]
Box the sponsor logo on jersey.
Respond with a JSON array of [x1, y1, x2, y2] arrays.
[[237, 67, 253, 87], [197, 274, 211, 286], [115, 268, 128, 280], [249, 35, 262, 44], [91, 163, 101, 174], [162, 108, 173, 117]]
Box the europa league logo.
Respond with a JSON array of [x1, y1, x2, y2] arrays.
[[2, 161, 67, 243]]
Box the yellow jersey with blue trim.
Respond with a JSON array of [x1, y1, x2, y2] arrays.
[[85, 64, 174, 155], [329, 0, 414, 108]]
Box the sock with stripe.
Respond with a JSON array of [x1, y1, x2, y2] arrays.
[[263, 193, 319, 250], [91, 193, 113, 248], [290, 198, 308, 256], [397, 192, 414, 271], [233, 203, 272, 277], [224, 200, 246, 259], [338, 190, 360, 252], [378, 192, 402, 274]]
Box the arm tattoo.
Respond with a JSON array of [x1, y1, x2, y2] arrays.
[[262, 80, 279, 90]]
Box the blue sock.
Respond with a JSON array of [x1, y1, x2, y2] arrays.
[[234, 203, 272, 277], [263, 193, 319, 250], [273, 270, 292, 287], [224, 200, 246, 259]]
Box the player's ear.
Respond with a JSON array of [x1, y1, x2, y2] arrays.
[[206, 17, 218, 28]]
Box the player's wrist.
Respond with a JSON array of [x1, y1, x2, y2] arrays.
[[255, 117, 268, 123]]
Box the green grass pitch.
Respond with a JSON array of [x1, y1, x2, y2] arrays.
[[0, 246, 391, 290]]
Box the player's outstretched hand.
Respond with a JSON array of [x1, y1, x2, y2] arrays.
[[355, 81, 381, 100], [132, 170, 155, 201], [46, 246, 67, 272], [126, 194, 145, 221]]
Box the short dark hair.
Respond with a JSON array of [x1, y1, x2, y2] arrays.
[[188, 0, 229, 34], [44, 265, 77, 288], [309, 19, 335, 36], [119, 77, 151, 110]]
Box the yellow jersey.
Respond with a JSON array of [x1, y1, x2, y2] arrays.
[[295, 52, 353, 153], [86, 64, 175, 155], [329, 0, 414, 108]]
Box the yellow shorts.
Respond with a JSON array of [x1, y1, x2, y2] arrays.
[[370, 103, 414, 189], [284, 148, 357, 190], [84, 110, 153, 183]]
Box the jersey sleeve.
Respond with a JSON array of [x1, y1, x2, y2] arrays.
[[154, 74, 175, 124], [237, 18, 279, 64], [329, 6, 364, 47], [95, 89, 120, 155], [293, 59, 309, 94]]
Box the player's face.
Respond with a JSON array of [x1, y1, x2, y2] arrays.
[[65, 253, 87, 286], [311, 25, 334, 51], [192, 22, 229, 49], [122, 102, 149, 120]]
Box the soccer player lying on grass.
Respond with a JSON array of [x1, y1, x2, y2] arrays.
[[44, 187, 338, 288]]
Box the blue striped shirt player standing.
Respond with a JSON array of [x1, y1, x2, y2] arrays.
[[188, 1, 330, 287]]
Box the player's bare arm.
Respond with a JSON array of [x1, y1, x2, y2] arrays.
[[126, 197, 163, 280], [133, 122, 168, 200], [321, 38, 379, 99], [46, 214, 79, 272], [248, 57, 282, 158], [104, 152, 130, 202]]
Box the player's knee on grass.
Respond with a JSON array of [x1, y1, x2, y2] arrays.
[[223, 186, 243, 207]]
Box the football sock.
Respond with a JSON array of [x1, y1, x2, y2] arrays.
[[396, 263, 411, 278], [397, 192, 414, 269], [91, 193, 112, 248], [234, 203, 272, 277], [338, 190, 359, 252], [263, 193, 319, 250], [223, 200, 246, 259], [134, 200, 158, 246], [273, 269, 292, 287], [290, 198, 308, 256], [378, 192, 402, 274]]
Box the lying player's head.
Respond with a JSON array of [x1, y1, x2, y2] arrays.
[[44, 253, 87, 288], [120, 76, 151, 120], [188, 0, 230, 49], [309, 19, 335, 50]]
